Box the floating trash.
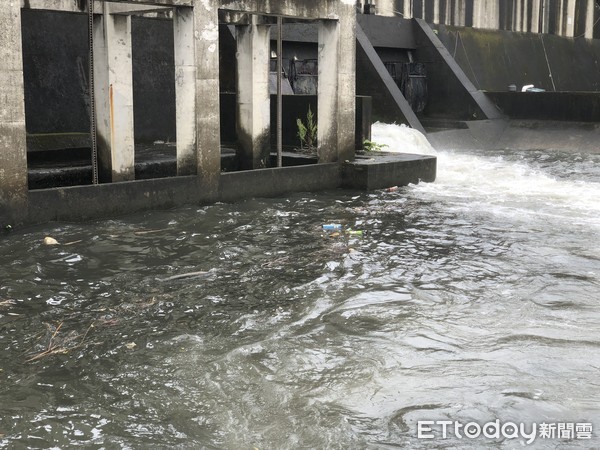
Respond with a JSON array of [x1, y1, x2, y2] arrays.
[[43, 236, 59, 246], [322, 224, 342, 231], [345, 230, 364, 237]]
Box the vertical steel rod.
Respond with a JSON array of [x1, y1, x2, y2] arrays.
[[88, 0, 99, 184], [277, 16, 283, 168]]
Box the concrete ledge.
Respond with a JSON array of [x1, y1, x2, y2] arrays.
[[24, 163, 342, 224], [427, 118, 600, 153], [17, 153, 439, 226], [342, 153, 437, 190], [487, 92, 600, 122], [220, 163, 341, 202]]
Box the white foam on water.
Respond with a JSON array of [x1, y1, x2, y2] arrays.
[[371, 122, 437, 156], [373, 123, 600, 227]]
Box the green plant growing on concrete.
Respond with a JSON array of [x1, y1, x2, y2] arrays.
[[297, 106, 317, 153], [363, 139, 388, 152]]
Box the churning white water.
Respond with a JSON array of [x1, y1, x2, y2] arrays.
[[373, 122, 600, 229]]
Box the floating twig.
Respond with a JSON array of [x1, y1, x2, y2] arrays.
[[63, 240, 83, 246], [156, 271, 211, 282], [134, 228, 169, 236]]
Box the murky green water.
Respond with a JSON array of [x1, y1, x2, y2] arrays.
[[1, 137, 600, 448]]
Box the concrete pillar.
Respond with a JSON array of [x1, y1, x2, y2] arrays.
[[93, 7, 135, 183], [557, 0, 565, 35], [318, 20, 339, 163], [585, 0, 595, 38], [455, 0, 466, 26], [531, 0, 541, 33], [541, 0, 551, 33], [337, 2, 357, 163], [473, 0, 499, 29], [515, 0, 522, 31], [236, 16, 271, 170], [174, 7, 197, 175], [523, 0, 529, 31], [377, 0, 395, 16], [193, 1, 221, 194], [404, 1, 412, 19], [565, 0, 576, 36], [434, 0, 441, 24], [0, 2, 27, 221]]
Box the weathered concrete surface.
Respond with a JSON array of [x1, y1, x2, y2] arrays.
[[236, 16, 271, 169], [335, 1, 357, 163], [23, 164, 340, 224], [487, 92, 600, 122], [435, 25, 600, 92], [413, 19, 503, 121], [427, 119, 600, 153], [366, 0, 596, 37], [194, 0, 221, 198], [357, 14, 417, 49], [93, 8, 136, 182], [219, 163, 341, 202], [174, 7, 197, 175], [22, 0, 193, 8], [220, 0, 347, 20], [0, 3, 28, 222], [342, 153, 437, 190], [317, 20, 339, 163]]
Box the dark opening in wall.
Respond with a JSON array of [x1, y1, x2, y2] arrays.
[[548, 0, 557, 34], [465, 0, 474, 27], [131, 17, 176, 144]]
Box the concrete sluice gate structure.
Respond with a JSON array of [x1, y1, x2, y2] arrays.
[[2, 0, 600, 227]]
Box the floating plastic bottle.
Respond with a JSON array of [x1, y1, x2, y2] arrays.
[[322, 224, 343, 231], [346, 230, 363, 236]]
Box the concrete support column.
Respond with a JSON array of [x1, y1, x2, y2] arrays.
[[336, 3, 356, 163], [318, 20, 339, 163], [557, 0, 565, 35], [565, 0, 576, 36], [377, 0, 395, 17], [434, 0, 441, 24], [531, 0, 541, 33], [236, 16, 271, 170], [174, 7, 196, 175], [585, 0, 595, 38], [515, 0, 522, 31], [404, 1, 412, 19], [473, 0, 499, 29], [193, 2, 221, 194], [541, 0, 551, 33], [454, 0, 466, 26], [0, 3, 27, 221], [523, 0, 529, 31], [93, 8, 135, 183]]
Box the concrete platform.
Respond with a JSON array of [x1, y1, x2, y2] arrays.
[[26, 145, 321, 189], [12, 147, 437, 226], [342, 152, 437, 190]]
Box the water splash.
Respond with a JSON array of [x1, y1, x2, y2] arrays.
[[371, 122, 437, 156]]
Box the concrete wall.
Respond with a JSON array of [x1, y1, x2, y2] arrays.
[[488, 92, 600, 121], [371, 0, 599, 38], [435, 25, 600, 92]]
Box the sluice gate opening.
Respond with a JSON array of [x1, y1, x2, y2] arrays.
[[17, 1, 368, 191]]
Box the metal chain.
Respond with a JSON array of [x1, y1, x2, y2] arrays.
[[88, 0, 99, 184]]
